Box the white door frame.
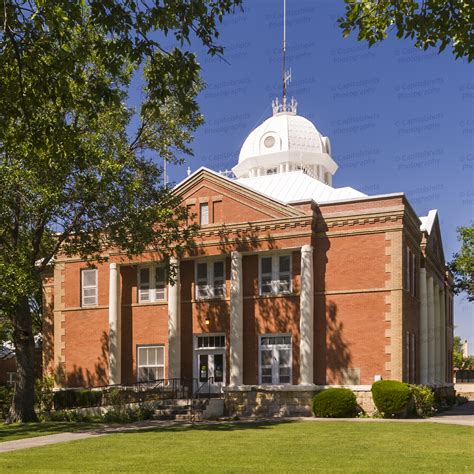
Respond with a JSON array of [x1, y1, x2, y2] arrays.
[[193, 333, 226, 392]]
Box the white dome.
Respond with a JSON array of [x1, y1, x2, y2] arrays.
[[238, 113, 328, 163], [232, 107, 337, 183]]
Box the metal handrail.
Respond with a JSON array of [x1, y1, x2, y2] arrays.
[[50, 377, 198, 409]]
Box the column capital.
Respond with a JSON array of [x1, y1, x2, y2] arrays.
[[301, 245, 313, 254], [110, 262, 118, 269]]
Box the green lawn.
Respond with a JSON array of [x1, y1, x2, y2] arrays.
[[0, 421, 96, 443], [0, 421, 473, 472]]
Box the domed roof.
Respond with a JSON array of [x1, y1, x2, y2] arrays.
[[238, 112, 330, 163]]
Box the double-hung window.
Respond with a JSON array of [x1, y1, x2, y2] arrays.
[[259, 335, 292, 384], [137, 345, 165, 382], [260, 254, 291, 295], [138, 265, 166, 303], [81, 268, 98, 306], [196, 260, 226, 299]]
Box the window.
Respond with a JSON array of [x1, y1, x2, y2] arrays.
[[197, 335, 225, 348], [6, 372, 17, 387], [195, 260, 226, 299], [406, 246, 417, 296], [259, 335, 292, 384], [260, 254, 292, 295], [200, 202, 209, 225], [81, 268, 98, 306], [266, 167, 277, 175], [138, 265, 166, 303], [137, 345, 165, 382]]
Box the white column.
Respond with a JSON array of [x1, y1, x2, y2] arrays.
[[168, 257, 181, 380], [419, 268, 429, 384], [300, 245, 314, 385], [427, 276, 435, 384], [434, 284, 441, 383], [108, 263, 121, 385], [440, 286, 447, 384], [230, 251, 243, 386]]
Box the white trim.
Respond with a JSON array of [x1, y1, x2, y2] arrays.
[[195, 259, 226, 300], [81, 268, 98, 307], [193, 333, 226, 389], [137, 264, 167, 304], [200, 202, 209, 225], [136, 344, 165, 382], [258, 334, 292, 385], [259, 253, 292, 296]]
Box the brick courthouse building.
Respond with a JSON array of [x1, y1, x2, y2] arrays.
[[42, 98, 454, 415]]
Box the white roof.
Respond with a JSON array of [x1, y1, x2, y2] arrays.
[[237, 170, 366, 204], [238, 112, 329, 164]]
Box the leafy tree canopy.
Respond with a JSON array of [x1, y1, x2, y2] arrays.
[[338, 0, 474, 61], [0, 0, 242, 422], [449, 224, 474, 302]]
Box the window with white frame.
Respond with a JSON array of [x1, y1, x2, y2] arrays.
[[197, 334, 225, 349], [137, 345, 165, 382], [200, 202, 209, 225], [81, 268, 98, 306], [260, 254, 291, 295], [138, 265, 166, 303], [6, 372, 17, 387], [196, 260, 226, 299], [259, 335, 292, 384]]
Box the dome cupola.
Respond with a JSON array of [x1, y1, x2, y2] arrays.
[[232, 98, 337, 185]]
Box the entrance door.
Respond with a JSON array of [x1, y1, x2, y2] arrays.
[[195, 334, 226, 393]]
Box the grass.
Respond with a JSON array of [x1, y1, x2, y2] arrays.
[[0, 421, 473, 472], [0, 421, 96, 443]]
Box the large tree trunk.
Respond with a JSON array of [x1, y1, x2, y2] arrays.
[[7, 296, 38, 423]]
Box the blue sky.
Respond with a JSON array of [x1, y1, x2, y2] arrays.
[[161, 0, 473, 348]]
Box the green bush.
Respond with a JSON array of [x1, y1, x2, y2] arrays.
[[49, 409, 96, 422], [35, 376, 55, 413], [409, 385, 435, 417], [312, 388, 358, 418], [0, 386, 13, 419], [371, 380, 411, 418], [53, 389, 103, 410]]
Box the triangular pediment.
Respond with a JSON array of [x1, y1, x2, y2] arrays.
[[174, 168, 305, 224]]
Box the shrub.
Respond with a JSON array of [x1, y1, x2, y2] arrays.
[[371, 380, 411, 418], [409, 385, 435, 417], [49, 409, 96, 422], [35, 376, 55, 413], [53, 389, 103, 410], [0, 386, 13, 419], [312, 388, 358, 418]]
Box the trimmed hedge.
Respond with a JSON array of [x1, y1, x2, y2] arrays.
[[371, 380, 411, 417], [312, 388, 358, 418], [53, 389, 102, 410]]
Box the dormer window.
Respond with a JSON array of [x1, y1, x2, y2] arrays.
[[266, 168, 277, 175]]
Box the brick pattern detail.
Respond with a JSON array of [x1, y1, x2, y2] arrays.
[[53, 263, 66, 386], [384, 231, 403, 380]]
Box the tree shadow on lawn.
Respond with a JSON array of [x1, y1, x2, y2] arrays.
[[87, 419, 299, 436]]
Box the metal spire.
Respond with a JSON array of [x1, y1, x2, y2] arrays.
[[272, 0, 297, 116]]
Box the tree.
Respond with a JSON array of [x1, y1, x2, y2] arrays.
[[0, 0, 242, 422], [449, 224, 474, 302], [338, 0, 474, 62]]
